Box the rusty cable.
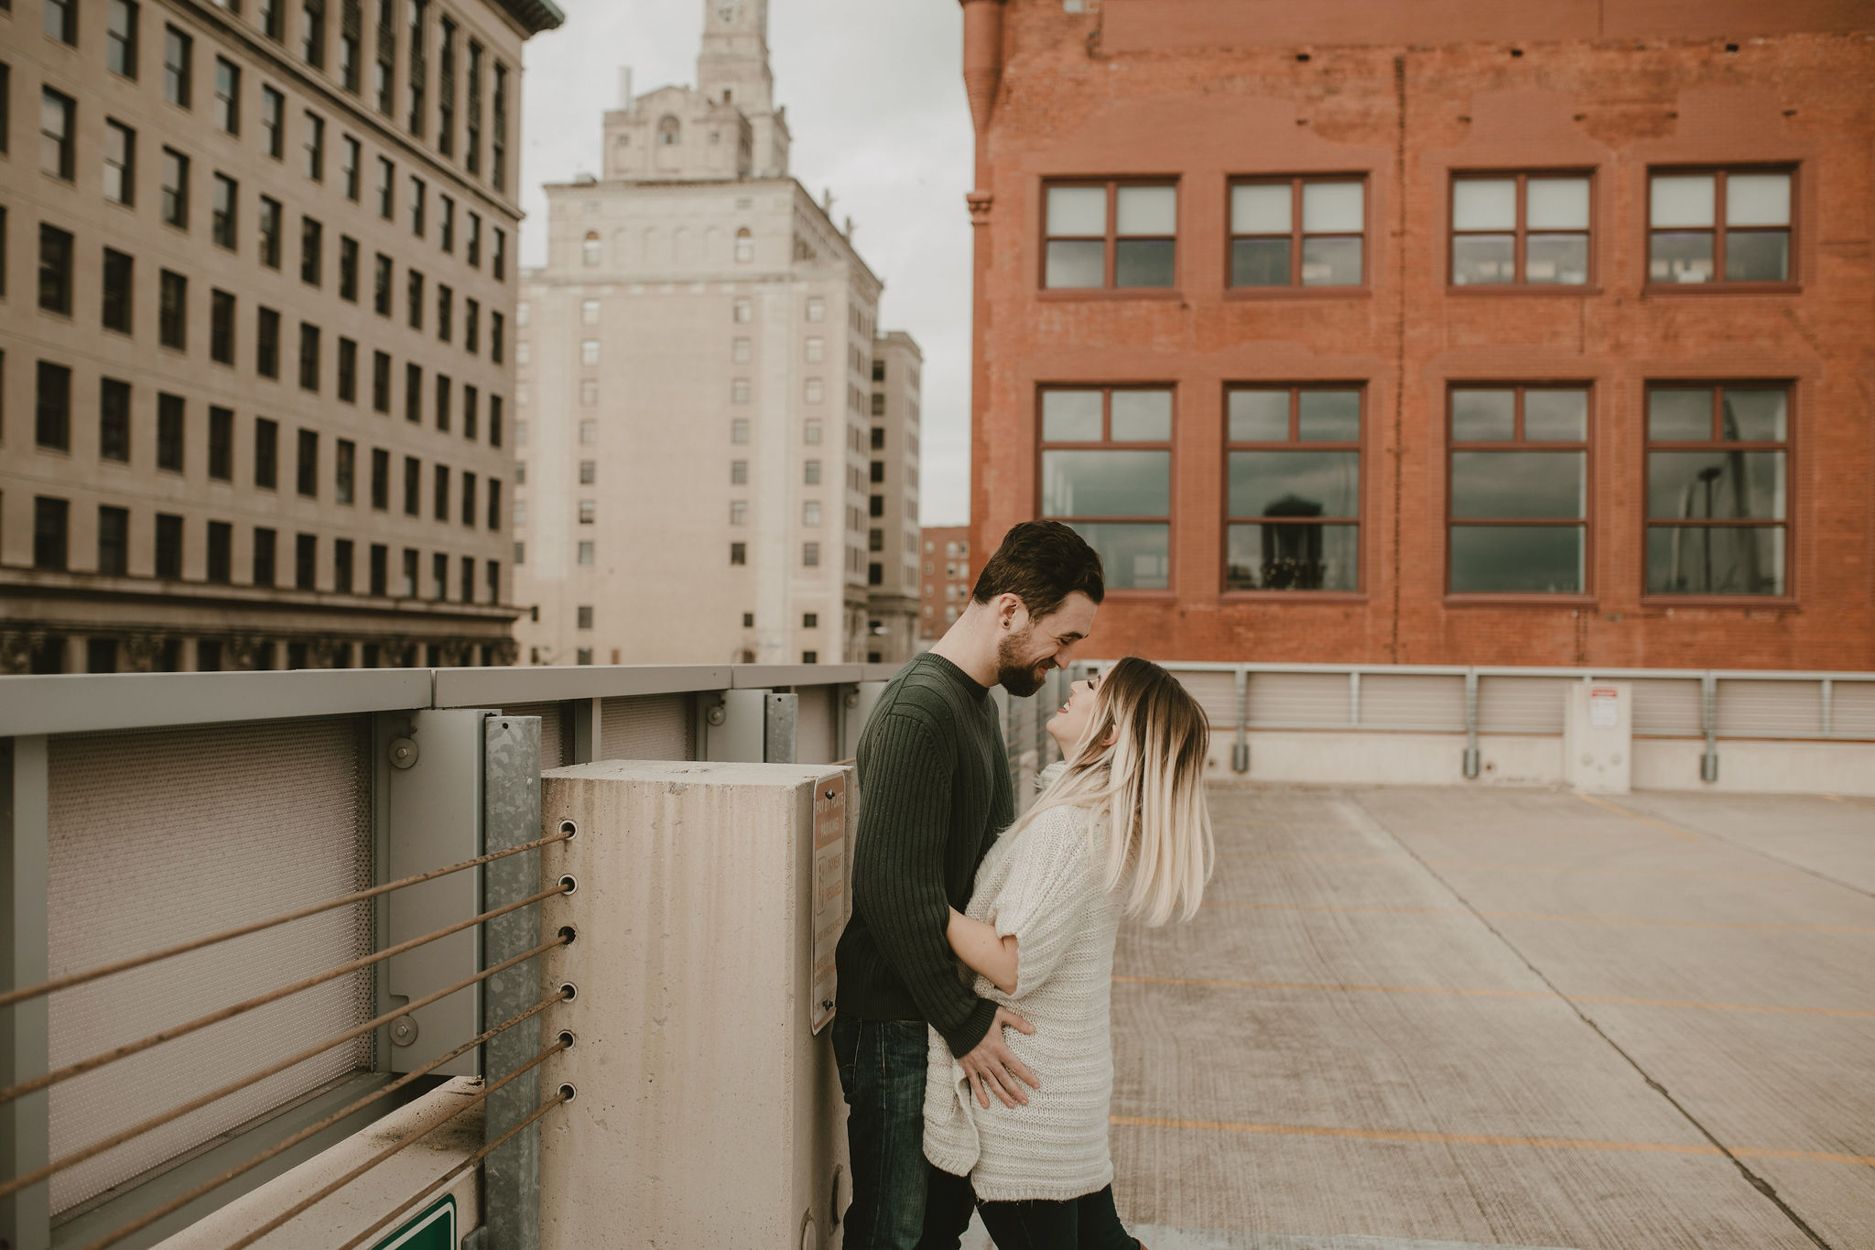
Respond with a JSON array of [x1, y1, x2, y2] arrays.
[[0, 829, 571, 1013], [0, 880, 570, 1107]]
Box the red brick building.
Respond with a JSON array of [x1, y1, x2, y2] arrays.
[[918, 526, 974, 639], [958, 0, 1875, 669]]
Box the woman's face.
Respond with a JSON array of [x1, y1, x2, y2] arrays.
[[1046, 673, 1103, 754]]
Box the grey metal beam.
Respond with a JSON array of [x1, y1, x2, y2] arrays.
[[0, 738, 49, 1250], [433, 664, 732, 708], [0, 670, 434, 737], [730, 663, 864, 689]]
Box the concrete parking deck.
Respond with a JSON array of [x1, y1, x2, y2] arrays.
[[966, 785, 1874, 1250]]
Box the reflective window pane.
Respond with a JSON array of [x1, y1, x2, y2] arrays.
[[1228, 450, 1360, 519], [1724, 230, 1788, 282], [1721, 389, 1786, 441], [1525, 234, 1588, 284], [1302, 181, 1363, 233], [1524, 389, 1589, 441], [1111, 390, 1172, 441], [1298, 390, 1360, 442], [1046, 186, 1106, 236], [1114, 238, 1175, 288], [1725, 173, 1790, 227], [1451, 526, 1583, 594], [1648, 451, 1785, 520], [1452, 451, 1585, 519], [1231, 237, 1290, 287], [1647, 389, 1712, 441], [1041, 390, 1102, 442], [1069, 522, 1169, 591], [1526, 177, 1590, 230], [1228, 391, 1289, 442], [1646, 526, 1784, 595], [1044, 239, 1104, 289], [1231, 183, 1291, 235], [1649, 232, 1713, 283], [1451, 390, 1515, 441], [1116, 185, 1176, 235], [1228, 522, 1357, 591], [1452, 179, 1515, 231], [1452, 234, 1514, 285], [1651, 174, 1715, 227], [1300, 235, 1362, 286], [1042, 450, 1170, 518]]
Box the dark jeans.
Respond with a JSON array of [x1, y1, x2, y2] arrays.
[[975, 1185, 1139, 1250], [832, 1016, 976, 1250]]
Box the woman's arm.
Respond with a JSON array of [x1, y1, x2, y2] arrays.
[[946, 908, 1019, 995]]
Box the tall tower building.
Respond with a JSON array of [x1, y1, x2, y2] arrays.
[[863, 331, 923, 662], [512, 1, 918, 667]]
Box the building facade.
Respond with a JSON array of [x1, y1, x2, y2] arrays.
[[863, 330, 923, 662], [918, 524, 972, 640], [959, 0, 1875, 669], [511, 2, 913, 667], [0, 0, 558, 673]]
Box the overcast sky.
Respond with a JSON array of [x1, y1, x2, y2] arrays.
[[518, 1, 976, 525]]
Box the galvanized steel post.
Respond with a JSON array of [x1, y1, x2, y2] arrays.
[[0, 738, 50, 1250], [1701, 672, 1720, 782], [1232, 668, 1250, 773], [1463, 670, 1481, 779]]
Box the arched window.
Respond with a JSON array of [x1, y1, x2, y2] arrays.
[[658, 115, 681, 146], [734, 227, 753, 264], [581, 231, 601, 268]]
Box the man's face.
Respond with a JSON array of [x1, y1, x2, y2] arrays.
[[994, 592, 1099, 697]]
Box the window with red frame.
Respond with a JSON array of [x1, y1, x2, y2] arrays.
[[1039, 386, 1172, 589], [1042, 182, 1177, 290], [1644, 384, 1788, 596], [1225, 387, 1362, 591], [1447, 386, 1590, 595]]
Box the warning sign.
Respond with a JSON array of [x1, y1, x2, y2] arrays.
[[810, 774, 847, 1035], [1589, 685, 1620, 728]]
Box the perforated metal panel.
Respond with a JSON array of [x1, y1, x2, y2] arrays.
[[1630, 678, 1704, 737], [1247, 672, 1348, 728], [501, 701, 570, 768], [1832, 682, 1875, 738], [1358, 674, 1466, 731], [1172, 672, 1239, 731], [1477, 676, 1568, 735], [45, 717, 374, 1213], [1717, 680, 1823, 738], [598, 694, 694, 761]]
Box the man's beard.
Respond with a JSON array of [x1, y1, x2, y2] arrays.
[[995, 627, 1051, 697]]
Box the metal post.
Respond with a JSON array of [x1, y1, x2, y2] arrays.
[[570, 699, 601, 765], [1231, 668, 1250, 774], [1463, 670, 1481, 779], [1700, 672, 1720, 782], [481, 715, 544, 1250], [0, 738, 50, 1250], [1348, 671, 1362, 727], [1820, 678, 1833, 736], [764, 693, 799, 763]]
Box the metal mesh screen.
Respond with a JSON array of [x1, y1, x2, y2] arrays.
[[1477, 676, 1568, 735], [598, 694, 693, 761], [1358, 674, 1466, 731], [501, 701, 569, 768], [796, 687, 837, 764], [1172, 672, 1239, 731], [1630, 678, 1704, 737], [1247, 672, 1347, 728], [1717, 680, 1823, 738], [46, 717, 374, 1213], [1832, 681, 1875, 738]]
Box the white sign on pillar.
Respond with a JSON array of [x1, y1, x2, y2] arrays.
[[1564, 681, 1632, 794]]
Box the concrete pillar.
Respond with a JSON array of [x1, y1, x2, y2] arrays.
[[538, 760, 852, 1249]]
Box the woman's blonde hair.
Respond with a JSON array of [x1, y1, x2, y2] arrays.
[[1017, 657, 1214, 926]]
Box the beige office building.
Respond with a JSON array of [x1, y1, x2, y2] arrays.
[[511, 0, 922, 667], [0, 0, 559, 673], [863, 330, 921, 663]]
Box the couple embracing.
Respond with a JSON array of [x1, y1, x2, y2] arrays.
[[833, 521, 1215, 1249]]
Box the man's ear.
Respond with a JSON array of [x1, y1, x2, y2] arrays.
[[996, 594, 1028, 630]]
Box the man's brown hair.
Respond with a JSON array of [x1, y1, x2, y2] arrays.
[[971, 520, 1105, 620]]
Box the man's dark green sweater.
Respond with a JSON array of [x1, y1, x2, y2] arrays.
[[835, 652, 1015, 1057]]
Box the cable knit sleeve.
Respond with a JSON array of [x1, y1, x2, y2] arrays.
[[985, 807, 1101, 998]]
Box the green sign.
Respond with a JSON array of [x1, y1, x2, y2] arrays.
[[371, 1194, 456, 1250]]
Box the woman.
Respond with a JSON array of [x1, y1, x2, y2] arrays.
[[922, 657, 1214, 1248]]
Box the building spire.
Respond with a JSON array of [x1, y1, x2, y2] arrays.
[[697, 0, 774, 115]]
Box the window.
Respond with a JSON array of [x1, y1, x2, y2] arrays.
[[490, 312, 504, 363], [370, 447, 390, 509], [461, 472, 476, 527], [369, 543, 388, 595], [735, 227, 753, 263], [805, 419, 822, 445], [803, 500, 820, 526], [581, 232, 600, 268], [99, 378, 132, 462], [260, 0, 283, 40], [1447, 387, 1589, 594], [802, 651, 818, 664], [580, 419, 597, 445], [870, 427, 885, 450], [1451, 174, 1591, 286], [1229, 177, 1365, 288], [374, 0, 393, 113], [340, 0, 361, 92], [1040, 386, 1173, 590], [159, 270, 187, 349], [803, 378, 823, 404], [207, 521, 232, 583], [405, 362, 422, 421], [1645, 384, 1788, 596], [734, 298, 753, 323], [39, 226, 75, 315], [210, 288, 235, 361], [577, 605, 593, 630], [437, 285, 452, 341], [256, 305, 280, 377], [868, 495, 883, 518], [577, 541, 594, 566], [164, 26, 193, 107], [259, 196, 282, 267], [334, 538, 354, 593], [437, 18, 456, 153], [1043, 181, 1177, 289], [341, 134, 360, 199], [303, 111, 325, 179], [157, 393, 184, 471], [41, 89, 76, 180], [578, 460, 596, 486], [440, 195, 454, 251], [408, 270, 424, 329], [409, 174, 425, 236], [466, 41, 484, 173], [161, 148, 189, 227], [1649, 169, 1793, 285], [435, 373, 450, 429], [434, 463, 449, 520], [372, 350, 391, 411], [872, 360, 885, 382], [578, 499, 595, 525], [105, 120, 136, 204], [255, 416, 278, 487], [804, 459, 821, 485], [729, 500, 746, 526], [1224, 386, 1361, 591], [730, 542, 746, 566], [34, 498, 70, 570], [156, 513, 184, 578], [581, 340, 600, 367], [302, 0, 325, 67], [803, 612, 819, 629], [212, 173, 237, 248], [805, 296, 824, 322], [401, 548, 418, 596], [489, 395, 503, 446], [463, 385, 477, 438], [802, 542, 820, 567], [301, 216, 323, 284], [208, 406, 233, 480], [295, 532, 316, 589], [403, 455, 420, 515], [732, 378, 751, 404], [491, 62, 508, 190], [331, 437, 354, 503], [339, 236, 359, 300], [45, 0, 78, 43], [871, 394, 886, 417], [260, 85, 284, 157], [214, 58, 239, 131], [253, 527, 276, 585], [406, 0, 427, 135], [298, 322, 319, 389], [337, 337, 357, 400], [493, 228, 506, 280], [374, 253, 393, 314], [103, 250, 135, 333], [869, 461, 886, 484], [376, 155, 394, 217], [731, 460, 748, 485], [487, 480, 501, 531]]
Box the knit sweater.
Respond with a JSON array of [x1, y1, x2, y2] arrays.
[[922, 792, 1125, 1202], [834, 652, 1015, 1056]]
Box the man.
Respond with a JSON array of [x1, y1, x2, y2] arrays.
[[832, 520, 1105, 1248]]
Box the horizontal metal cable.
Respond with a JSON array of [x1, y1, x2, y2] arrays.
[[0, 829, 571, 1013], [211, 1036, 571, 1250], [71, 993, 571, 1250], [331, 1088, 571, 1250], [0, 880, 569, 1107], [0, 932, 570, 1203]]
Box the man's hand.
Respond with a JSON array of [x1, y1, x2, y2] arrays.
[[958, 1007, 1039, 1109]]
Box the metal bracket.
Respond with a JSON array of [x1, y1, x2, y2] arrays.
[[1232, 669, 1250, 774], [1462, 670, 1481, 780], [765, 693, 799, 764], [1700, 672, 1720, 783], [704, 689, 768, 762]]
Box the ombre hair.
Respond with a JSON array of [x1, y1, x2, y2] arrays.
[[1017, 657, 1214, 926]]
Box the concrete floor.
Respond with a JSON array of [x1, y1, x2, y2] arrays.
[[972, 785, 1874, 1250]]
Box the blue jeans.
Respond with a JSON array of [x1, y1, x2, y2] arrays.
[[832, 1016, 976, 1250]]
